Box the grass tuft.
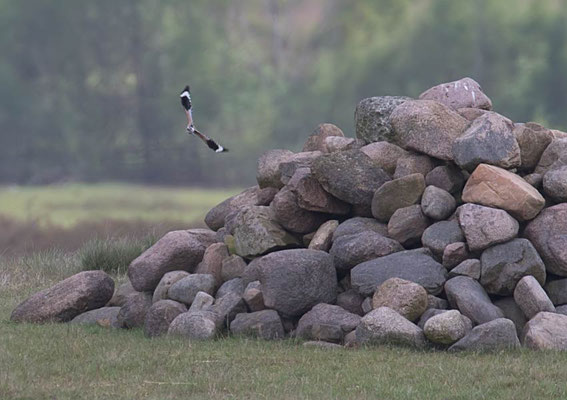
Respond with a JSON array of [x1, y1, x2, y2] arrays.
[[78, 233, 158, 275]]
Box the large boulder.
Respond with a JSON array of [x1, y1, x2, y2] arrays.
[[524, 204, 567, 276], [419, 77, 492, 110], [296, 304, 361, 342], [444, 276, 504, 325], [457, 203, 519, 251], [390, 100, 469, 160], [480, 238, 546, 296], [371, 278, 428, 322], [143, 300, 187, 338], [513, 275, 555, 319], [514, 122, 553, 172], [311, 150, 391, 209], [351, 248, 447, 296], [205, 186, 260, 231], [286, 168, 350, 215], [371, 173, 426, 222], [449, 319, 520, 352], [452, 112, 521, 171], [271, 186, 328, 234], [329, 231, 403, 271], [522, 312, 567, 350], [332, 217, 388, 241], [11, 270, 114, 323], [355, 307, 427, 348], [231, 206, 299, 259], [359, 141, 409, 175], [534, 138, 567, 175], [256, 149, 294, 189], [303, 123, 345, 152], [230, 310, 285, 340], [461, 164, 545, 221], [355, 96, 412, 144], [258, 249, 338, 317], [167, 274, 216, 306], [128, 229, 217, 292], [70, 306, 121, 328]]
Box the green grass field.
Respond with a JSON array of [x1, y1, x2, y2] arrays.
[[0, 183, 240, 227], [2, 253, 567, 400]]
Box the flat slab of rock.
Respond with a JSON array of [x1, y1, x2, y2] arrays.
[[231, 206, 299, 259], [452, 112, 520, 171], [70, 306, 121, 328], [457, 203, 519, 252], [371, 173, 425, 222], [371, 278, 428, 322], [444, 276, 504, 325], [351, 248, 447, 296], [258, 249, 338, 317], [230, 310, 285, 340], [355, 96, 411, 144], [523, 312, 567, 350], [355, 307, 427, 348], [524, 204, 567, 276], [513, 275, 555, 319], [390, 100, 469, 160], [11, 270, 114, 324], [419, 77, 492, 110], [449, 318, 520, 352], [461, 164, 545, 221], [312, 150, 391, 208], [144, 300, 187, 338], [480, 238, 545, 296], [128, 229, 217, 292], [330, 231, 403, 271]]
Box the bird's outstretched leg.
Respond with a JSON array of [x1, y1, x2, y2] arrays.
[[193, 129, 228, 152]]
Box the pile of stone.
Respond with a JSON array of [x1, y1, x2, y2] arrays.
[[12, 77, 567, 351]]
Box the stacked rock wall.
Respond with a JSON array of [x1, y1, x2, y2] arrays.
[[12, 77, 567, 351]]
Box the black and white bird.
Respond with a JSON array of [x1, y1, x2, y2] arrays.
[[180, 85, 228, 153]]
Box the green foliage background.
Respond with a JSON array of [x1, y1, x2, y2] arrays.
[[1, 0, 566, 186]]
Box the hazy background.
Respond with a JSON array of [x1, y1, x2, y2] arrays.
[[1, 0, 567, 187], [1, 0, 567, 255]]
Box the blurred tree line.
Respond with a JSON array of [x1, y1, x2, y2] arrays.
[[0, 0, 566, 186]]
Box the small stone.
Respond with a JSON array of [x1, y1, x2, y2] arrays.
[[387, 205, 430, 246], [296, 303, 361, 342], [513, 275, 555, 319], [421, 186, 456, 220], [442, 242, 470, 270], [371, 173, 426, 222], [168, 274, 216, 306], [221, 255, 247, 282], [421, 220, 464, 256], [188, 291, 215, 313], [308, 220, 339, 252]]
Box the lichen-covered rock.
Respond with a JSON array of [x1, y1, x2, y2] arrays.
[[371, 173, 426, 222], [453, 112, 521, 171], [258, 249, 337, 317], [330, 231, 403, 271], [231, 206, 299, 259], [419, 77, 492, 110], [390, 100, 469, 160], [11, 270, 115, 324], [312, 150, 391, 208], [355, 96, 412, 144], [351, 248, 447, 296], [355, 307, 427, 348], [303, 123, 345, 152], [524, 204, 567, 276], [296, 304, 361, 342], [457, 203, 519, 252], [230, 310, 285, 340], [371, 278, 428, 322], [480, 238, 545, 296], [128, 229, 217, 292], [462, 164, 545, 221]]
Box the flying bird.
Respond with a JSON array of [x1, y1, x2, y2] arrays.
[[180, 85, 228, 152]]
